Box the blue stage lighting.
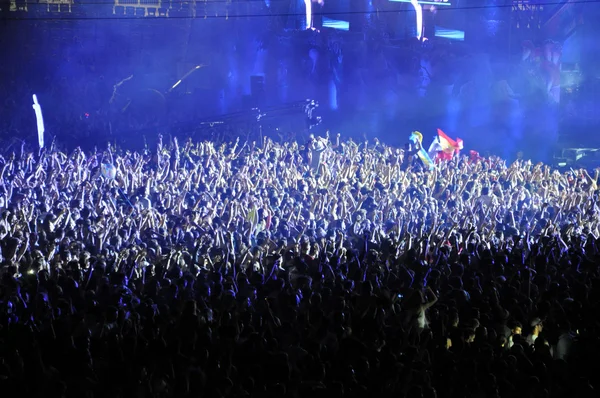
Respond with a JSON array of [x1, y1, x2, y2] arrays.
[[322, 17, 350, 31], [434, 26, 465, 41]]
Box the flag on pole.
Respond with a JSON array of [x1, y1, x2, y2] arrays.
[[435, 129, 463, 161]]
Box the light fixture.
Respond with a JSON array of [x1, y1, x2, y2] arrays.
[[322, 17, 350, 31], [389, 0, 451, 5], [434, 26, 465, 41]]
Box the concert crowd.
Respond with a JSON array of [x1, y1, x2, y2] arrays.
[[0, 133, 598, 398]]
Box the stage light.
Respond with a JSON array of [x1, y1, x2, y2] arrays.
[[411, 0, 423, 41], [322, 17, 350, 31], [32, 94, 45, 150], [434, 26, 465, 41], [171, 80, 182, 90], [389, 0, 451, 5]]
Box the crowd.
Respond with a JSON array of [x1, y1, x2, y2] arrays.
[[0, 133, 599, 398]]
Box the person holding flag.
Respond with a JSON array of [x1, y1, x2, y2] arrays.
[[428, 129, 463, 163], [408, 131, 435, 170]]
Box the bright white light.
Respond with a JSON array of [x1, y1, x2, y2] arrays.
[[411, 0, 423, 41], [304, 0, 325, 30], [171, 80, 182, 90], [32, 94, 45, 150], [304, 0, 312, 30]]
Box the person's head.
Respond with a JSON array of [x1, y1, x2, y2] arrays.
[[449, 311, 459, 328], [510, 321, 523, 336], [530, 318, 543, 335], [475, 326, 488, 342], [465, 330, 476, 343], [181, 299, 197, 317]]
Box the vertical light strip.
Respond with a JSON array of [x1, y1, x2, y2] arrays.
[[411, 0, 423, 41], [32, 94, 45, 150], [304, 0, 312, 29]]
